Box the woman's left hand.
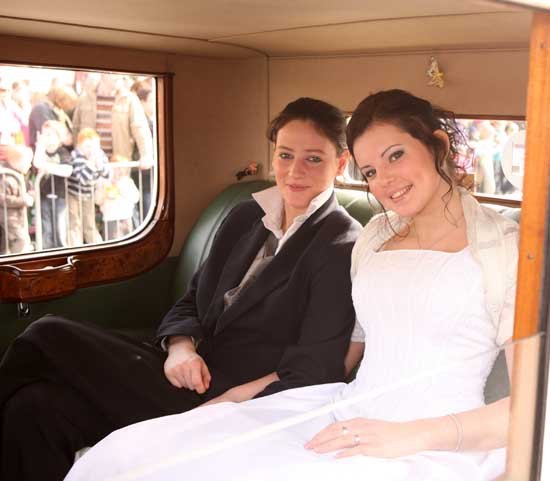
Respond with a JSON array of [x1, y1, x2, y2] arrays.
[[304, 418, 430, 459]]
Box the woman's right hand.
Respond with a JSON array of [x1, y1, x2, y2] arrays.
[[163, 336, 211, 394]]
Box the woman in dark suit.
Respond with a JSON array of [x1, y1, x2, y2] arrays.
[[0, 97, 361, 481]]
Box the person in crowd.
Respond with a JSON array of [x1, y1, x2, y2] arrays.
[[471, 120, 497, 195], [0, 97, 361, 481], [28, 85, 77, 149], [73, 74, 154, 226], [0, 78, 24, 146], [129, 79, 149, 95], [32, 120, 73, 249], [0, 145, 34, 254], [72, 72, 118, 157], [132, 84, 155, 227], [64, 90, 517, 481], [492, 121, 518, 196], [112, 76, 154, 227], [10, 81, 32, 146], [67, 127, 109, 246], [136, 86, 154, 132], [95, 154, 139, 240]]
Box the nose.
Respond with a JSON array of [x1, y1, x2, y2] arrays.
[[288, 157, 306, 178], [376, 166, 395, 186]]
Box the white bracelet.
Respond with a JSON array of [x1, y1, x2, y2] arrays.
[[447, 413, 463, 452]]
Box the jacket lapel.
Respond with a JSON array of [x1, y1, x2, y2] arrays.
[[214, 193, 338, 335], [202, 220, 269, 330]]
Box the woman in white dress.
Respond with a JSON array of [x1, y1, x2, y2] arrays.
[[65, 89, 519, 481]]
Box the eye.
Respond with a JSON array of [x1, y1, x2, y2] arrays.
[[279, 152, 293, 160], [389, 149, 404, 162], [362, 168, 376, 181], [306, 155, 322, 163]]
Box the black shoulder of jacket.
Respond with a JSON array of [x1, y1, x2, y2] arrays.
[[217, 199, 264, 232], [321, 207, 363, 243]]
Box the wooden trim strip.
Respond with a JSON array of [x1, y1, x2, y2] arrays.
[[514, 14, 550, 340], [506, 11, 550, 481]]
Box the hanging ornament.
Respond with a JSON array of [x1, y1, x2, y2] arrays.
[[426, 56, 445, 88]]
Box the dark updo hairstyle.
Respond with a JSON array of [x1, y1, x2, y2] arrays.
[[267, 97, 347, 155], [347, 89, 467, 195]]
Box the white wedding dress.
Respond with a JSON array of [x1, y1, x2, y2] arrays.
[[66, 247, 508, 481]]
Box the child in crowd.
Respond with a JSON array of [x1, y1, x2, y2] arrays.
[[95, 154, 139, 240], [33, 120, 73, 249], [0, 145, 34, 254], [67, 128, 109, 246]]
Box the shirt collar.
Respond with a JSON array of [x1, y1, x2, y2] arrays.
[[252, 185, 334, 238]]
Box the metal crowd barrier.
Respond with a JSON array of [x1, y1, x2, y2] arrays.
[[0, 165, 31, 255], [1, 162, 154, 255]]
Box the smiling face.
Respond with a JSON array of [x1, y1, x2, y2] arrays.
[[353, 122, 449, 218], [272, 119, 347, 219]]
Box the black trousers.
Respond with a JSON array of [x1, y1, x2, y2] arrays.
[[0, 315, 205, 481]]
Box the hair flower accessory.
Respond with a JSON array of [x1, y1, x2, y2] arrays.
[[236, 162, 259, 181]]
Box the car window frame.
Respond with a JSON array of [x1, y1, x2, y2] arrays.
[[0, 69, 174, 303]]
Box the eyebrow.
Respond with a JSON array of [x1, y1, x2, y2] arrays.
[[359, 143, 403, 171], [381, 143, 402, 157], [277, 145, 326, 154]]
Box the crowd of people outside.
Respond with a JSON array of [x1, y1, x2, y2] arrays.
[[455, 118, 525, 197], [0, 67, 156, 255]]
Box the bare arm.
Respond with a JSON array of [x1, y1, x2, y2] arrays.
[[203, 372, 280, 406], [307, 339, 514, 457], [344, 341, 365, 378], [33, 139, 72, 178], [421, 339, 513, 452]]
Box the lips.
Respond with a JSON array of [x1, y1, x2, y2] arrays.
[[389, 185, 412, 201], [287, 184, 309, 192]]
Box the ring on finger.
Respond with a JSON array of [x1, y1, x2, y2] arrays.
[[353, 434, 361, 446], [341, 426, 349, 436]]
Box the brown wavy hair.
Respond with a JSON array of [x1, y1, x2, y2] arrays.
[[347, 89, 467, 195]]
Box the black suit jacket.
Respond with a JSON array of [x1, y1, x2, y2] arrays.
[[157, 193, 361, 398]]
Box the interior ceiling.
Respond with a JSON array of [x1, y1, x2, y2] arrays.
[[0, 0, 533, 58]]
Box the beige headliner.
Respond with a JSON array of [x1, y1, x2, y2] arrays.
[[0, 0, 533, 58]]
